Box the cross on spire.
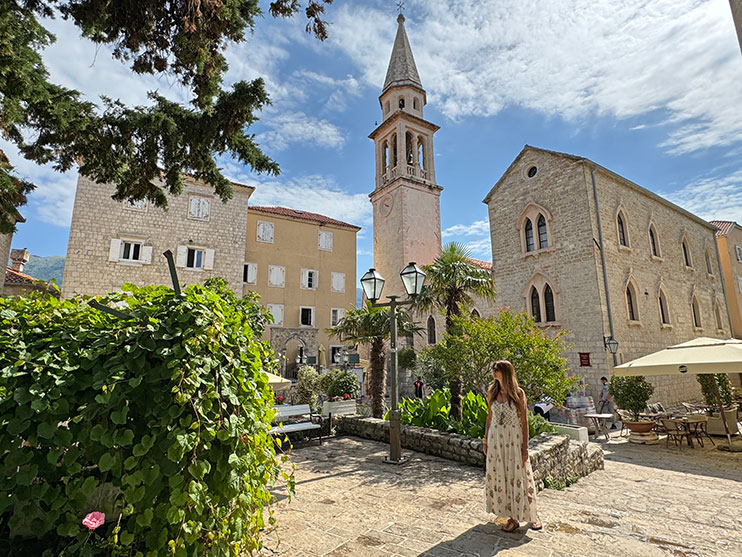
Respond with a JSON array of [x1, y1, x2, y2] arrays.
[[396, 1, 405, 14]]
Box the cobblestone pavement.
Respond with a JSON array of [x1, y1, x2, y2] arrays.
[[261, 433, 742, 557]]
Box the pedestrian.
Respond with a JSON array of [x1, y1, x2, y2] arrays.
[[414, 376, 424, 399], [482, 360, 542, 533], [599, 376, 617, 429]]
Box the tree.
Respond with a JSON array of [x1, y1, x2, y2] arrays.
[[0, 0, 333, 232], [328, 302, 419, 419], [420, 312, 577, 406], [411, 242, 496, 420]]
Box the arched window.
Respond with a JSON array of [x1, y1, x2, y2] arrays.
[[649, 226, 659, 257], [705, 251, 713, 274], [427, 316, 436, 344], [405, 132, 414, 165], [544, 284, 556, 322], [398, 97, 405, 109], [537, 215, 548, 249], [413, 97, 419, 110], [471, 309, 480, 318], [530, 286, 541, 323], [524, 219, 535, 252], [417, 136, 425, 169], [617, 214, 628, 247], [682, 239, 692, 267], [715, 302, 723, 330], [626, 284, 638, 321], [691, 296, 701, 328], [658, 290, 669, 325], [385, 101, 390, 114], [382, 141, 388, 170]]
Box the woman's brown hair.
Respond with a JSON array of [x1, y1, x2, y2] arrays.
[[487, 360, 522, 415]]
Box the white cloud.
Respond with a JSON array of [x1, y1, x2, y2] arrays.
[[463, 238, 493, 260], [259, 112, 346, 151], [442, 219, 489, 238], [330, 0, 742, 154], [666, 170, 742, 224]]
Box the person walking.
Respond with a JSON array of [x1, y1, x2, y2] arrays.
[[414, 376, 424, 399], [482, 360, 542, 533], [599, 376, 617, 429]]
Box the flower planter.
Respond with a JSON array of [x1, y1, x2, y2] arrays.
[[624, 420, 658, 444], [552, 423, 589, 443], [322, 399, 358, 418]]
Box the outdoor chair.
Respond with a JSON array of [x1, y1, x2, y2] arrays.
[[616, 409, 633, 437], [661, 419, 691, 450]]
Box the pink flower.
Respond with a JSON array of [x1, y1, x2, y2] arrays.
[[343, 393, 350, 400], [82, 511, 105, 530]]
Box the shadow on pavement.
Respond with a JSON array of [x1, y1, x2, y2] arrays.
[[420, 522, 531, 556]]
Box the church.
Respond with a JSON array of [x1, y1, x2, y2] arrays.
[[371, 14, 734, 405]]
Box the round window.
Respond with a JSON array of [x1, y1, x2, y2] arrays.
[[527, 166, 538, 178]]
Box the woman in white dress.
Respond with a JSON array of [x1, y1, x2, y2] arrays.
[[483, 360, 542, 532]]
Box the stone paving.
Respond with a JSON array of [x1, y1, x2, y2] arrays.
[[261, 432, 742, 557]]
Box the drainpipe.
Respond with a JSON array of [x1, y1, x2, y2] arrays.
[[591, 166, 618, 367]]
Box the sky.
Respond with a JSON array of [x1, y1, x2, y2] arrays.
[[4, 0, 742, 285]]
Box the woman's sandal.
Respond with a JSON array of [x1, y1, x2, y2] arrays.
[[530, 519, 543, 531], [502, 518, 519, 533]]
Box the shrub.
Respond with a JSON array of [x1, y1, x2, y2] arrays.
[[416, 350, 450, 393], [0, 281, 289, 556], [397, 348, 417, 371], [528, 411, 556, 438], [696, 374, 734, 409], [296, 366, 320, 410], [610, 375, 654, 422], [318, 369, 360, 399]]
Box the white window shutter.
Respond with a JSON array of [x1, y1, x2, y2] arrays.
[[109, 239, 122, 262], [275, 305, 284, 325], [204, 249, 215, 270], [301, 269, 309, 288], [279, 266, 285, 286], [141, 246, 153, 264], [246, 262, 257, 284], [332, 272, 345, 292], [176, 245, 187, 267]]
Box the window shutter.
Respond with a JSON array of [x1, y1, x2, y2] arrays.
[[141, 246, 153, 264], [275, 305, 284, 325], [109, 239, 122, 262], [204, 249, 215, 270], [176, 245, 188, 267], [301, 269, 309, 288], [332, 272, 345, 292], [245, 262, 257, 284]]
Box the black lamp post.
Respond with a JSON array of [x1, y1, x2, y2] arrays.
[[360, 262, 426, 464], [603, 336, 619, 355]]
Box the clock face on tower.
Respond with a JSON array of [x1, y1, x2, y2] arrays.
[[380, 194, 394, 217], [189, 196, 210, 220]]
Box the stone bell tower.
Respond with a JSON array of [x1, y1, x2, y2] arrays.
[[369, 14, 443, 299]]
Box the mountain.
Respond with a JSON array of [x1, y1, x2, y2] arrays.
[[17, 255, 66, 284]]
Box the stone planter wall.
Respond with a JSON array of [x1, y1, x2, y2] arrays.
[[335, 416, 604, 490]]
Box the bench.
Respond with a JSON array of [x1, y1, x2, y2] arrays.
[[269, 404, 322, 445], [322, 399, 358, 429]]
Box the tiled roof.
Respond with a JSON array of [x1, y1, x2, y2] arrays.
[[249, 206, 361, 231], [5, 267, 37, 285], [466, 257, 493, 271], [709, 220, 737, 237]]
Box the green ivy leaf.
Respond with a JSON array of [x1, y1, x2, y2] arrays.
[[120, 530, 135, 545], [111, 406, 129, 425], [136, 508, 154, 527], [37, 421, 56, 439], [98, 452, 116, 472]]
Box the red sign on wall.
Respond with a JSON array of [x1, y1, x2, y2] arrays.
[[579, 352, 591, 367]]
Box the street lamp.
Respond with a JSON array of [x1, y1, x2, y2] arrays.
[[361, 262, 426, 464], [603, 336, 619, 355]]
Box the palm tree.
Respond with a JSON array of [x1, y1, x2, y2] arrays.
[[328, 302, 419, 418], [412, 242, 496, 420]]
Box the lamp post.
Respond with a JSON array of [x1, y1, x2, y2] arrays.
[[360, 262, 426, 464], [603, 336, 619, 355]]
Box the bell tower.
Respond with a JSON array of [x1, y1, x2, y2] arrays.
[[370, 14, 443, 298]]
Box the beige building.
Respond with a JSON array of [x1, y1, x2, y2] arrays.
[[483, 146, 731, 406], [710, 220, 742, 338], [63, 175, 253, 297], [244, 206, 360, 377], [4, 249, 56, 297]]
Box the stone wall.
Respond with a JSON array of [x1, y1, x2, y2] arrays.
[[0, 231, 12, 294], [335, 416, 604, 490]]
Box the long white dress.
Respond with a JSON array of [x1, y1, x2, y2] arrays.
[[485, 400, 539, 522]]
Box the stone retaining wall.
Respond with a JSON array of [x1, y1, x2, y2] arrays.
[[335, 416, 604, 490]]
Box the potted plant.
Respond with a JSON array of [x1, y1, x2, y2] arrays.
[[610, 376, 655, 436], [697, 374, 739, 435], [320, 369, 360, 417]]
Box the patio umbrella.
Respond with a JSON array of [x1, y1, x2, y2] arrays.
[[264, 371, 292, 392], [615, 337, 742, 451]]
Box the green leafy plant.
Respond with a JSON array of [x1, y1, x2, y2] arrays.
[[0, 280, 290, 556], [528, 411, 556, 438], [609, 375, 655, 422], [543, 477, 565, 490], [296, 366, 321, 411], [696, 374, 734, 410], [318, 369, 360, 400], [397, 348, 417, 371]]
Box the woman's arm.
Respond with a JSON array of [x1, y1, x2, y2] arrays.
[[483, 402, 493, 455], [519, 389, 529, 462]]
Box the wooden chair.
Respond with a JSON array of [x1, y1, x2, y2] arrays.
[[616, 409, 633, 437], [661, 419, 691, 450]]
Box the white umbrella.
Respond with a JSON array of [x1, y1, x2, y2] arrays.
[[615, 337, 741, 450], [264, 371, 292, 392]]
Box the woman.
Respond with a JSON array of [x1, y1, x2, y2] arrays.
[[483, 360, 542, 532]]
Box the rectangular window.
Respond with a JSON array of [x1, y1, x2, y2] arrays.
[[243, 262, 257, 284], [330, 308, 345, 327], [300, 306, 315, 327], [301, 269, 318, 290], [331, 272, 346, 293], [121, 241, 142, 262], [257, 220, 274, 243], [268, 265, 285, 287], [186, 248, 204, 269], [318, 230, 333, 251], [266, 304, 284, 326]]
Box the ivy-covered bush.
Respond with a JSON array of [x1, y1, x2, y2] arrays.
[[318, 369, 360, 399], [0, 280, 289, 556]]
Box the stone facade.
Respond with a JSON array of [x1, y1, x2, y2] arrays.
[[483, 146, 731, 406], [62, 175, 253, 297], [732, 0, 742, 54], [335, 416, 604, 490]]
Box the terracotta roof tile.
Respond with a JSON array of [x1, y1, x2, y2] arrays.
[[249, 206, 361, 230], [5, 267, 37, 285], [709, 220, 737, 237], [466, 257, 493, 271]]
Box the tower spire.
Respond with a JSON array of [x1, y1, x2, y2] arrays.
[[382, 14, 423, 94]]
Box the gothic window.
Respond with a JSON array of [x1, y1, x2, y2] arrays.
[[525, 219, 535, 252], [649, 225, 660, 257], [399, 97, 405, 109], [714, 301, 723, 330], [385, 101, 390, 114], [658, 290, 669, 325], [626, 284, 638, 321], [617, 213, 628, 247], [417, 136, 425, 169], [705, 250, 713, 274], [405, 132, 414, 165], [413, 97, 419, 110], [471, 309, 480, 318], [691, 296, 701, 328], [382, 141, 388, 170], [530, 286, 541, 323], [544, 284, 556, 322], [537, 215, 548, 249], [391, 134, 398, 167], [682, 239, 692, 268], [427, 316, 436, 344]]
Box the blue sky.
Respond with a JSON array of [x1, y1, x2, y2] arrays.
[[4, 0, 742, 285]]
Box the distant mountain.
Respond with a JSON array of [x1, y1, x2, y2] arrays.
[[356, 287, 363, 308], [17, 255, 66, 284]]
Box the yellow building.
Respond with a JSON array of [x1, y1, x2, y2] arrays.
[[711, 220, 742, 339], [244, 206, 360, 377]]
